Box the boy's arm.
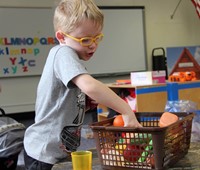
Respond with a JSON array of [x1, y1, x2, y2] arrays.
[[72, 74, 141, 128]]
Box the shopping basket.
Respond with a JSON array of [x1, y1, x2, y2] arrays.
[[90, 112, 194, 170]]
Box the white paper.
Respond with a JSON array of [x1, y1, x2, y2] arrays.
[[131, 71, 153, 86]]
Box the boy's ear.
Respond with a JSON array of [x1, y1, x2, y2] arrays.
[[56, 31, 64, 41]]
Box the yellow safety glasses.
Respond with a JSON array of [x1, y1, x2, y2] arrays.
[[62, 32, 104, 47]]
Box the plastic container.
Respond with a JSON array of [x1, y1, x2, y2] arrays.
[[81, 125, 94, 139], [90, 112, 194, 170], [71, 151, 92, 170], [191, 111, 200, 142]]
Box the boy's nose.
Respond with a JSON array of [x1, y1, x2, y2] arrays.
[[89, 41, 98, 49]]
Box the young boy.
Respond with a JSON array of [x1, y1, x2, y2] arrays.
[[23, 0, 141, 169]]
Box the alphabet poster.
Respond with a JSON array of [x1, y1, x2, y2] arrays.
[[0, 7, 58, 77]]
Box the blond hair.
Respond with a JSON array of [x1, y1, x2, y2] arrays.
[[53, 0, 104, 33]]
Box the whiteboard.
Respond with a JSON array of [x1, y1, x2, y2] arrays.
[[83, 6, 147, 76], [0, 6, 146, 77], [0, 7, 57, 77]]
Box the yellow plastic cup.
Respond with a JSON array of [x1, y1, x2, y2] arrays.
[[71, 151, 92, 170]]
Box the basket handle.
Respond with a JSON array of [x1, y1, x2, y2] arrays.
[[0, 108, 6, 116], [102, 126, 142, 132], [100, 126, 166, 133]]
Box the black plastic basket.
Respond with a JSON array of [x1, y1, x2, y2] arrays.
[[90, 112, 194, 170]]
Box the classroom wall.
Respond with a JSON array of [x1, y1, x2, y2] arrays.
[[0, 0, 200, 114]]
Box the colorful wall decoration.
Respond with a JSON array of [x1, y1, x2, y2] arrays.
[[166, 45, 200, 81], [0, 7, 58, 77]]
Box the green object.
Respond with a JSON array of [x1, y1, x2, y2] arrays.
[[118, 138, 125, 144], [130, 133, 152, 144], [138, 140, 153, 162]]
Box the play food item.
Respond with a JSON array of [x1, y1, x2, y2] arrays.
[[71, 151, 92, 170], [138, 139, 153, 162], [113, 115, 124, 127], [146, 154, 155, 168], [115, 142, 126, 154], [123, 144, 144, 163], [102, 149, 124, 166], [159, 112, 179, 127]]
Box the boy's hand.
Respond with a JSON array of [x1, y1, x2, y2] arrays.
[[60, 144, 72, 156], [122, 113, 142, 128]]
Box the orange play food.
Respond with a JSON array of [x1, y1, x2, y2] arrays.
[[159, 112, 179, 127], [113, 115, 124, 127]]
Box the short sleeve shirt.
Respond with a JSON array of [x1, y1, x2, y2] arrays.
[[24, 45, 88, 164]]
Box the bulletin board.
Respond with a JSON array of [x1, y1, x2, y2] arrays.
[[0, 6, 147, 77], [0, 7, 58, 77]]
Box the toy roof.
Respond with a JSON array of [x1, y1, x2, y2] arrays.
[[169, 47, 200, 79]]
